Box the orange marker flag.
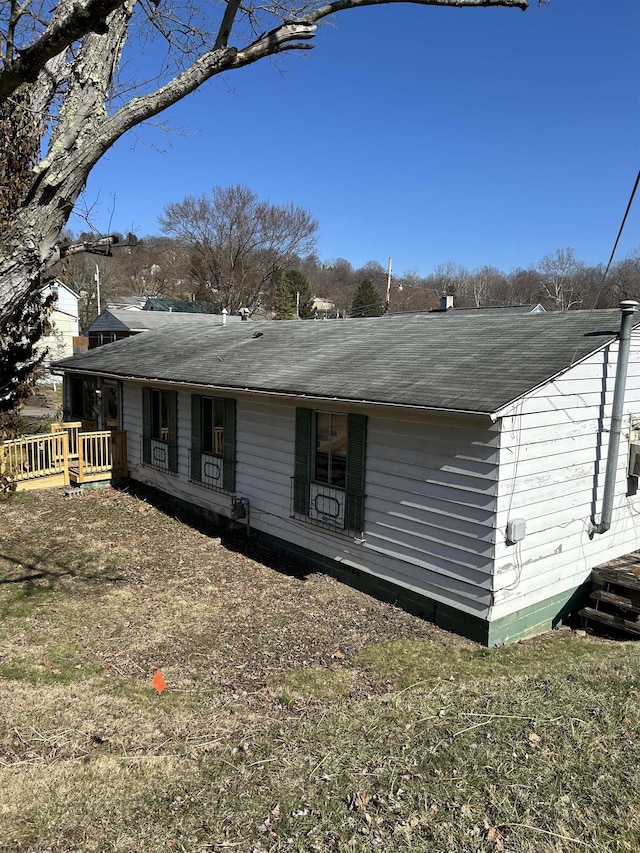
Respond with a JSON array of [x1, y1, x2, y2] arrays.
[[151, 669, 166, 693]]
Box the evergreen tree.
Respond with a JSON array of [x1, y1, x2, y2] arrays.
[[272, 271, 297, 320], [287, 270, 315, 319], [351, 279, 382, 317], [273, 269, 314, 320]]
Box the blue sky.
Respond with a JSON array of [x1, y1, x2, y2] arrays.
[[77, 0, 640, 278]]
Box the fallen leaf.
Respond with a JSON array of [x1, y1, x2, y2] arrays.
[[349, 791, 371, 811], [486, 825, 505, 851]]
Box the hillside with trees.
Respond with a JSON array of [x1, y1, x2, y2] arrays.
[[57, 231, 640, 331]]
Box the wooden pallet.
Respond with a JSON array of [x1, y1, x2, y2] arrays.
[[580, 565, 640, 638]]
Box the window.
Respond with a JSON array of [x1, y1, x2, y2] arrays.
[[202, 397, 225, 456], [190, 395, 236, 492], [293, 408, 366, 535], [102, 383, 120, 428], [142, 388, 178, 473], [314, 412, 347, 488], [69, 374, 97, 421], [150, 389, 170, 440]]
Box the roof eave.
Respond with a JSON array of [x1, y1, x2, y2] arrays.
[[53, 363, 493, 420]]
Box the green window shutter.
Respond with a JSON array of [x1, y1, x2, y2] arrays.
[[191, 395, 202, 482], [142, 387, 151, 464], [345, 413, 367, 534], [168, 391, 178, 473], [222, 398, 236, 492], [294, 408, 312, 516]]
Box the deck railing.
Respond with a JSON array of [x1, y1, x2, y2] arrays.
[[72, 430, 128, 484], [51, 421, 99, 459], [1, 426, 127, 492], [0, 431, 70, 490]]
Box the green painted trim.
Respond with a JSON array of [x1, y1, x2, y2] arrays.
[[487, 583, 589, 646], [254, 532, 491, 644], [293, 408, 311, 516], [142, 388, 151, 464], [223, 397, 236, 493], [77, 478, 118, 491]]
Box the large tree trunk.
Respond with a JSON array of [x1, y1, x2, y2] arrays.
[[0, 3, 136, 333]]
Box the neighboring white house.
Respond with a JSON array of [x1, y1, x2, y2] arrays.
[[38, 280, 80, 366], [53, 307, 640, 645]]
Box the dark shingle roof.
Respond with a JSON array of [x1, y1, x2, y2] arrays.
[[56, 310, 631, 416], [87, 309, 236, 334], [447, 304, 545, 315], [143, 297, 218, 313]]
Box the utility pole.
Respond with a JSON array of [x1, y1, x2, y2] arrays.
[[385, 257, 393, 313], [94, 264, 101, 315]]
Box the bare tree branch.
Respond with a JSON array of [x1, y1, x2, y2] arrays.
[[306, 0, 527, 24], [215, 0, 243, 49], [0, 0, 128, 100]]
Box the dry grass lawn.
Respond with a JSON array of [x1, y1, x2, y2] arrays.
[[1, 485, 639, 852]]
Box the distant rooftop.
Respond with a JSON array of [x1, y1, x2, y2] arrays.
[[143, 297, 219, 314], [88, 308, 244, 334]]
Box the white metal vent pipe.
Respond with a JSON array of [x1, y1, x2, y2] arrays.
[[593, 299, 639, 535]]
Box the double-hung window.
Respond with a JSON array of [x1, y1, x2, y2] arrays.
[[293, 408, 366, 535], [142, 388, 178, 473], [190, 395, 236, 492], [314, 412, 347, 488]]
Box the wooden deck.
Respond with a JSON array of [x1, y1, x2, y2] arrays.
[[580, 554, 640, 638], [0, 423, 127, 493]]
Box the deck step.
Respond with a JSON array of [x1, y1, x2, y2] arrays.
[[580, 606, 640, 636], [590, 588, 640, 615], [582, 564, 640, 639]]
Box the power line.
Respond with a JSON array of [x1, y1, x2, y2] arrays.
[[570, 166, 640, 365], [601, 168, 640, 286]]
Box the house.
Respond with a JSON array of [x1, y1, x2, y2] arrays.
[[429, 295, 546, 314], [142, 296, 218, 313], [311, 297, 336, 317], [104, 294, 147, 311], [86, 308, 242, 349], [54, 305, 640, 645], [38, 280, 80, 365]]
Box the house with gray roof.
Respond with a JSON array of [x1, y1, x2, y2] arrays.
[[54, 306, 640, 645], [86, 307, 242, 349], [142, 296, 218, 313]]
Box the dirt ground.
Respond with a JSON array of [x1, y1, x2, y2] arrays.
[[0, 483, 471, 711]]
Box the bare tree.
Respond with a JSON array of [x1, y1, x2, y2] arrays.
[[428, 261, 471, 306], [538, 247, 584, 311], [604, 252, 640, 307], [0, 0, 527, 406], [159, 185, 317, 313]]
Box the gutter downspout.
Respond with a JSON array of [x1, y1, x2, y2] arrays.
[[592, 299, 639, 535]]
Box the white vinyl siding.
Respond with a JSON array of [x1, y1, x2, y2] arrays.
[[492, 332, 640, 620], [234, 400, 499, 618], [122, 386, 500, 618]]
